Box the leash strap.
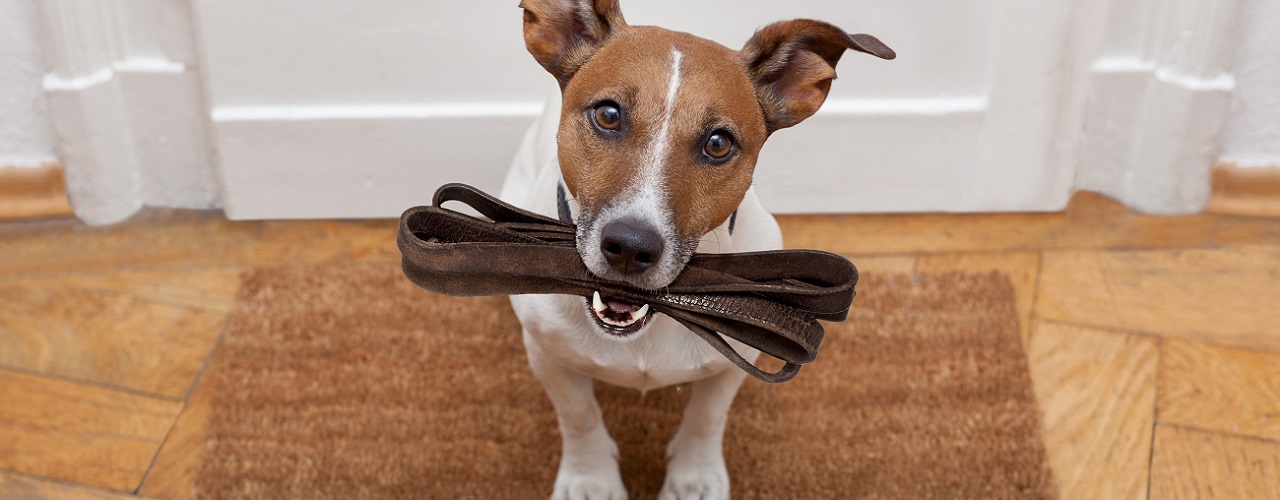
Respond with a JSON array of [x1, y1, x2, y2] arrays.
[[397, 183, 858, 383]]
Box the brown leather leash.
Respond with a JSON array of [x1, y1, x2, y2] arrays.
[[396, 183, 858, 383]]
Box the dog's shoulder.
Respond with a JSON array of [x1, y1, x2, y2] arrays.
[[499, 94, 563, 212]]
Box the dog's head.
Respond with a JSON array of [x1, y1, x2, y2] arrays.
[[521, 0, 893, 336]]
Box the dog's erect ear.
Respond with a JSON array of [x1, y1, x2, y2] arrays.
[[741, 19, 895, 133], [520, 0, 627, 87]]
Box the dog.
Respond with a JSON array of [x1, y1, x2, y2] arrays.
[[498, 1, 894, 498]]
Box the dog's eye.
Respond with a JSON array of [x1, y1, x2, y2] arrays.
[[703, 131, 733, 159], [593, 103, 622, 131]]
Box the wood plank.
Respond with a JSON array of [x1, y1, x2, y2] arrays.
[[1027, 321, 1157, 500], [1159, 339, 1280, 442], [0, 211, 399, 280], [1150, 425, 1280, 499], [137, 373, 214, 499], [8, 269, 243, 314], [0, 196, 75, 222], [4, 189, 1280, 281], [0, 163, 67, 199], [0, 369, 183, 492], [0, 471, 142, 500], [778, 191, 1280, 255], [1207, 163, 1280, 218], [0, 283, 226, 398], [843, 255, 916, 276], [4, 189, 1278, 282], [0, 163, 74, 221], [1037, 246, 1280, 353], [1209, 197, 1280, 219], [917, 252, 1039, 343]]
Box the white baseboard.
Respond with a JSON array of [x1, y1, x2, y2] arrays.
[[37, 0, 217, 225], [1076, 57, 1236, 214], [45, 66, 219, 224], [213, 104, 544, 219], [755, 104, 986, 214]]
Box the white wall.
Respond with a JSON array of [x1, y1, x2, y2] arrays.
[[1219, 0, 1280, 168], [0, 0, 56, 167]]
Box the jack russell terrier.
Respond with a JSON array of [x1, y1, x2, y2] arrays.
[[498, 1, 894, 498]]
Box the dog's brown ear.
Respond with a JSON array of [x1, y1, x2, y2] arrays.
[[520, 0, 627, 87], [741, 19, 895, 133]]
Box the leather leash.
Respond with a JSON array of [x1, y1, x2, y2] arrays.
[[396, 183, 858, 383]]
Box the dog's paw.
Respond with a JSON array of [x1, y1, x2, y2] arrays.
[[658, 449, 729, 500], [551, 469, 628, 500], [550, 427, 626, 499]]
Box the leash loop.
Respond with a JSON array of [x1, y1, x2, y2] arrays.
[[398, 184, 858, 383]]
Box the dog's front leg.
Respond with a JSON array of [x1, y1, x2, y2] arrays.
[[660, 366, 750, 500], [524, 333, 627, 500]]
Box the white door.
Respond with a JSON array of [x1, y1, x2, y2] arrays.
[[195, 0, 1073, 218]]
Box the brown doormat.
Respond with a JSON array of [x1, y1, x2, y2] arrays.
[[196, 264, 1055, 499]]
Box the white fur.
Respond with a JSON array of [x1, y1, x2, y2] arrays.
[[500, 78, 782, 499]]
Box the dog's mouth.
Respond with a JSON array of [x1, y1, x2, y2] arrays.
[[584, 291, 653, 336]]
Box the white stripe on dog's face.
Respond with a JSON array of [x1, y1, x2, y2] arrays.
[[640, 48, 684, 187], [625, 47, 685, 234], [631, 48, 684, 220]]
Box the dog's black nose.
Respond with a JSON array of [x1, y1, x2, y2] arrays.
[[599, 218, 664, 275]]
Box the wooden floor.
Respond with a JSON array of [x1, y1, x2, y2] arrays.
[[1, 191, 1278, 499]]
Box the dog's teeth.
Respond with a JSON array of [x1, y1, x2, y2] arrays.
[[589, 293, 649, 329], [601, 315, 626, 327], [633, 304, 650, 321], [592, 291, 605, 313]]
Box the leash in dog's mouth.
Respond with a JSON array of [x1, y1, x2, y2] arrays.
[[587, 291, 652, 335], [396, 183, 858, 383]]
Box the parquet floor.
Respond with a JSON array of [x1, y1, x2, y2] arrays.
[[1, 191, 1278, 499]]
